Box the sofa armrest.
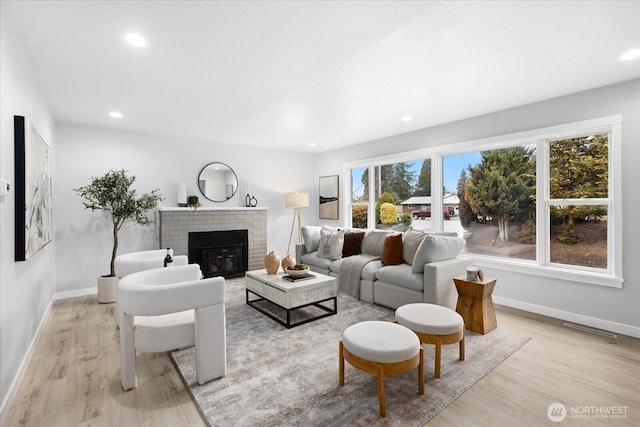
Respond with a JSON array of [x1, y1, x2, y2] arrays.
[[423, 258, 473, 310]]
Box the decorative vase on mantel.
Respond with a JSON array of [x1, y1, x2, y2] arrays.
[[281, 254, 296, 273], [265, 251, 280, 274]]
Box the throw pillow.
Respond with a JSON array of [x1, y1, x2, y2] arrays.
[[402, 229, 426, 265], [411, 235, 466, 273], [302, 226, 321, 253], [381, 233, 403, 266], [318, 228, 345, 260], [342, 231, 365, 257]]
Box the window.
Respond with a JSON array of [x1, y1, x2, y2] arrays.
[[547, 133, 609, 269], [344, 115, 622, 287], [446, 146, 537, 261], [350, 167, 368, 228]]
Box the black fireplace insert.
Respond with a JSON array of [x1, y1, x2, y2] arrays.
[[188, 230, 248, 278]]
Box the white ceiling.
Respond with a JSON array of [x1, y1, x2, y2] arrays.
[[3, 1, 639, 152]]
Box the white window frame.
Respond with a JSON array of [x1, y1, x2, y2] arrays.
[[343, 115, 623, 288]]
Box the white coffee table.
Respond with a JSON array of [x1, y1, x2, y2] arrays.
[[245, 269, 337, 328]]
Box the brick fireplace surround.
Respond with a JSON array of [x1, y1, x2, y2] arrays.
[[158, 207, 268, 271]]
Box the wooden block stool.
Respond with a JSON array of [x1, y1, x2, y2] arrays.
[[395, 303, 464, 378], [339, 321, 424, 417]]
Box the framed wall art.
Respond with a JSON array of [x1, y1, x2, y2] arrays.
[[14, 115, 52, 261], [319, 175, 339, 220]]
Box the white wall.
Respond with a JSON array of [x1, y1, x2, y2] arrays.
[[54, 124, 317, 293], [315, 79, 640, 336], [0, 13, 56, 417]]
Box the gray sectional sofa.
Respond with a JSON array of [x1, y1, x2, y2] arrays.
[[295, 226, 472, 310]]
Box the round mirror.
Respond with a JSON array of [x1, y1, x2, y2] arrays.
[[197, 162, 238, 202]]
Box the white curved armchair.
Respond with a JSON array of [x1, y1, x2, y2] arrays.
[[113, 249, 189, 326], [118, 264, 226, 390], [115, 249, 188, 279]]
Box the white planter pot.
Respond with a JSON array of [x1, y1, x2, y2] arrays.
[[97, 276, 118, 303]]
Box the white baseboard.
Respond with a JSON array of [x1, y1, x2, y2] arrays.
[[0, 297, 54, 425], [493, 296, 640, 339], [54, 286, 96, 300]]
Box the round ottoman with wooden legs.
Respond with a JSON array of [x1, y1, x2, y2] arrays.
[[395, 303, 465, 379], [339, 321, 424, 417]]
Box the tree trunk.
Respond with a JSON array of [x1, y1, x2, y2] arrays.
[[110, 221, 118, 277], [497, 217, 509, 242]]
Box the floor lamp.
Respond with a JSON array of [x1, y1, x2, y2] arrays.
[[285, 192, 309, 259]]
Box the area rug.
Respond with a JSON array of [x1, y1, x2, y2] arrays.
[[170, 278, 530, 426]]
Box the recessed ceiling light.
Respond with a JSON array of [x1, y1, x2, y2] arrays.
[[620, 48, 640, 61], [308, 142, 317, 147], [401, 115, 414, 122], [123, 33, 148, 48], [109, 111, 123, 119]]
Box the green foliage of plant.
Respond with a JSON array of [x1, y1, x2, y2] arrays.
[[187, 195, 200, 207], [375, 192, 395, 223], [465, 146, 536, 242], [399, 212, 412, 227], [361, 162, 419, 203], [380, 202, 398, 224], [74, 169, 163, 277], [557, 223, 579, 245], [457, 169, 475, 228], [414, 160, 431, 197], [387, 162, 416, 201], [550, 134, 608, 244], [352, 205, 368, 228], [514, 219, 536, 244]]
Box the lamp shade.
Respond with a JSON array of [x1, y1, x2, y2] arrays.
[[285, 192, 309, 209]]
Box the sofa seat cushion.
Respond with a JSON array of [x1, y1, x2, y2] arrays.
[[299, 251, 333, 271], [361, 259, 384, 281], [328, 256, 346, 273], [375, 264, 424, 292], [329, 256, 383, 279], [134, 309, 194, 352]]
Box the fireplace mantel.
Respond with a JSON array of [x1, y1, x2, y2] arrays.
[[158, 207, 268, 212], [158, 207, 267, 271]]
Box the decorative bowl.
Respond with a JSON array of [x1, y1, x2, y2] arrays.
[[285, 266, 310, 277]]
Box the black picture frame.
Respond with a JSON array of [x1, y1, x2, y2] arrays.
[[14, 115, 53, 261]]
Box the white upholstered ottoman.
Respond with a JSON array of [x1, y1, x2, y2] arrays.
[[395, 303, 464, 378], [339, 321, 424, 417]]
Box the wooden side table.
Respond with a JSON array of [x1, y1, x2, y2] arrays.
[[453, 275, 497, 334]]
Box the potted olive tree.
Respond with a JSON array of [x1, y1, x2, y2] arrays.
[[74, 169, 163, 303]]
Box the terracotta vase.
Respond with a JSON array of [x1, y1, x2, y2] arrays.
[[264, 251, 280, 274], [281, 254, 296, 273]]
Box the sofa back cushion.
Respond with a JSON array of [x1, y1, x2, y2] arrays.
[[318, 228, 345, 260], [402, 229, 426, 265], [302, 226, 321, 253], [361, 229, 390, 256], [342, 231, 365, 257], [381, 233, 403, 265], [411, 235, 466, 273]]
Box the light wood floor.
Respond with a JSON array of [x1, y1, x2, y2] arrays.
[[4, 295, 639, 426]]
